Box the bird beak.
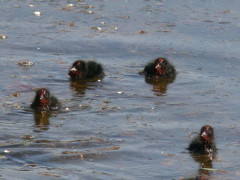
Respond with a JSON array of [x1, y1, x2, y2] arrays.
[[201, 131, 207, 137], [70, 67, 77, 72], [155, 63, 161, 69]]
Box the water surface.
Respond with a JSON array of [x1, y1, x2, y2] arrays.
[[0, 0, 240, 179]]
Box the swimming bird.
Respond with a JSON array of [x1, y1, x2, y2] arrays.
[[188, 125, 217, 159], [68, 60, 104, 80], [31, 88, 61, 111], [141, 57, 176, 78]]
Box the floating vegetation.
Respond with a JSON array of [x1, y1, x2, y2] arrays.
[[80, 10, 94, 14], [61, 4, 75, 11], [40, 172, 61, 178], [81, 5, 94, 9], [11, 93, 20, 97], [66, 4, 75, 8], [20, 135, 35, 140], [110, 26, 118, 30], [68, 22, 75, 27], [0, 34, 7, 39], [24, 164, 38, 167], [0, 155, 7, 159], [91, 26, 102, 31], [138, 30, 147, 34], [54, 21, 75, 27], [17, 59, 34, 67]]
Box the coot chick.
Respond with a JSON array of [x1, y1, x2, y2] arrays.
[[68, 60, 104, 80], [188, 125, 217, 159], [142, 57, 176, 78], [31, 88, 61, 111]]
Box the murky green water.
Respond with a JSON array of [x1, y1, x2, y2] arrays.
[[0, 0, 240, 179]]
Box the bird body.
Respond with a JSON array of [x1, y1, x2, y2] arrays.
[[68, 60, 104, 80], [142, 57, 176, 79], [31, 88, 61, 111], [188, 125, 217, 159]]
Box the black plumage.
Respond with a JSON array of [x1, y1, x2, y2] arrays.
[[142, 57, 176, 78], [31, 88, 61, 111], [188, 125, 217, 159], [68, 60, 104, 80]]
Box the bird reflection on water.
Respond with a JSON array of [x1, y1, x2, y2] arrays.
[[33, 111, 51, 132], [140, 57, 176, 95], [145, 76, 176, 95], [190, 154, 215, 180]]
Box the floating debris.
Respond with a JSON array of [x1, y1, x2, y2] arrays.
[[62, 4, 75, 11], [24, 164, 38, 167], [68, 22, 75, 27], [12, 93, 20, 97], [110, 26, 118, 30], [0, 155, 7, 159], [91, 26, 102, 31], [110, 147, 120, 150], [79, 104, 91, 109], [34, 11, 41, 16], [66, 4, 75, 8], [80, 10, 94, 14], [17, 59, 34, 67], [103, 99, 111, 103], [138, 30, 146, 34], [40, 172, 61, 178], [21, 135, 35, 140], [81, 5, 94, 9], [0, 35, 8, 39], [162, 30, 172, 33], [4, 149, 10, 153]]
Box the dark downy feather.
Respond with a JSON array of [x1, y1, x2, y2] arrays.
[[31, 88, 61, 111], [68, 60, 104, 80]]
